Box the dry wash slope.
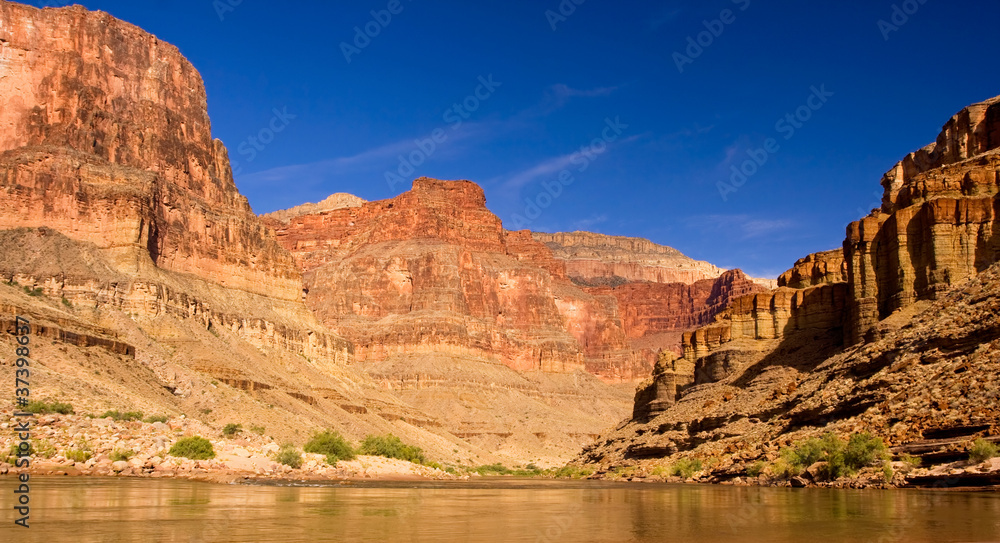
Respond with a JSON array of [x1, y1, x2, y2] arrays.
[[580, 261, 1000, 475]]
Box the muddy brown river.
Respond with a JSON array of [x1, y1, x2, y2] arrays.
[[2, 477, 1000, 542]]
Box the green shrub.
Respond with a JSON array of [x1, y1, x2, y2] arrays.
[[4, 443, 27, 463], [100, 410, 143, 421], [475, 463, 512, 475], [249, 425, 266, 435], [66, 449, 92, 463], [144, 415, 169, 424], [770, 459, 800, 479], [110, 449, 135, 462], [358, 434, 425, 464], [222, 423, 243, 437], [844, 433, 889, 470], [747, 461, 766, 478], [62, 297, 72, 307], [969, 438, 998, 463], [779, 432, 888, 480], [670, 458, 703, 478], [649, 465, 670, 477], [169, 436, 216, 460], [882, 463, 894, 482], [25, 400, 74, 415], [899, 454, 922, 468], [303, 430, 355, 464], [24, 286, 42, 297], [553, 465, 594, 479], [33, 440, 56, 459], [274, 445, 303, 469]]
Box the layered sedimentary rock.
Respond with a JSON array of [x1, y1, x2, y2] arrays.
[[582, 94, 1000, 479], [0, 3, 524, 467], [262, 193, 366, 224], [269, 178, 619, 376], [777, 249, 846, 289], [0, 2, 300, 301], [590, 269, 765, 339], [846, 97, 1000, 343], [533, 231, 725, 286]]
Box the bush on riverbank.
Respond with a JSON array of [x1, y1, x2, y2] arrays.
[[110, 449, 135, 462], [359, 434, 425, 464], [304, 430, 355, 464], [25, 400, 74, 415], [969, 438, 998, 463], [553, 465, 594, 479], [777, 432, 888, 480], [671, 458, 703, 478], [274, 444, 303, 469], [99, 410, 143, 422], [169, 436, 216, 460]]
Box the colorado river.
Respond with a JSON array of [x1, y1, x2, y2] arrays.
[[2, 477, 999, 542]]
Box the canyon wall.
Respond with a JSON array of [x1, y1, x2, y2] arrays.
[[847, 97, 1000, 343], [587, 94, 1000, 472], [532, 231, 725, 285], [268, 178, 610, 376], [0, 3, 513, 466], [0, 2, 301, 301]]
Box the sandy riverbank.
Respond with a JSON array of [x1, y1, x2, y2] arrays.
[[1, 411, 458, 482]]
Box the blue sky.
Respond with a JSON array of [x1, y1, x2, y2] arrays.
[[36, 0, 1000, 278]]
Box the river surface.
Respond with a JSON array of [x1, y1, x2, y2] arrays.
[[2, 477, 1000, 542]]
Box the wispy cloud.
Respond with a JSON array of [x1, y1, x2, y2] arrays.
[[685, 214, 794, 240], [238, 121, 499, 192], [497, 152, 580, 190], [494, 134, 643, 191], [574, 214, 608, 229], [238, 82, 623, 201]]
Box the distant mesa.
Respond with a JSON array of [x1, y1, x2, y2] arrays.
[[263, 193, 367, 224]]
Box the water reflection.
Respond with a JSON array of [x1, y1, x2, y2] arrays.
[[1, 477, 998, 542]]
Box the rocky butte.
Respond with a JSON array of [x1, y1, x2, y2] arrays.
[[580, 94, 1000, 488]]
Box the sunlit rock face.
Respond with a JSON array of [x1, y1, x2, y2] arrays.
[[0, 2, 302, 301]]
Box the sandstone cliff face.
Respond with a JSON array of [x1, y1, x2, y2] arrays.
[[581, 261, 1000, 480], [269, 178, 614, 376], [847, 97, 1000, 343], [0, 4, 537, 467], [584, 94, 1000, 480], [590, 269, 765, 339], [0, 2, 300, 301], [267, 179, 637, 455], [532, 231, 725, 285], [777, 249, 846, 289], [262, 193, 367, 224]]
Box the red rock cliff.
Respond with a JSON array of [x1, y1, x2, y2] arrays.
[[0, 2, 301, 300], [269, 178, 615, 375]]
